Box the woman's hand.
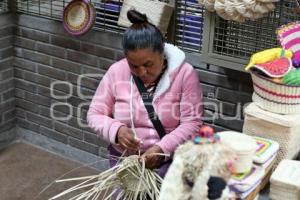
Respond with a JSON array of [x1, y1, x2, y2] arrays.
[[140, 145, 164, 169], [117, 126, 140, 151]]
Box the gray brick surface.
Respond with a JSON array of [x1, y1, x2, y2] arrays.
[[0, 36, 13, 49], [81, 43, 115, 59], [38, 64, 66, 80], [36, 42, 66, 58], [99, 58, 114, 70], [16, 108, 26, 118], [67, 50, 98, 67], [203, 97, 237, 116], [78, 77, 99, 90], [14, 36, 36, 50], [54, 121, 83, 139], [52, 57, 82, 74], [51, 80, 73, 94], [0, 47, 13, 59], [22, 91, 52, 107], [20, 49, 51, 65], [115, 51, 124, 61], [17, 118, 40, 133], [0, 100, 15, 113], [68, 96, 85, 108], [16, 98, 39, 113], [217, 87, 252, 104], [0, 119, 16, 132], [23, 70, 51, 87], [0, 26, 14, 38], [68, 137, 99, 155], [2, 89, 14, 101], [0, 79, 14, 93], [200, 83, 215, 97], [40, 126, 68, 144], [203, 109, 215, 124], [3, 109, 14, 121], [51, 35, 81, 51], [84, 131, 108, 147], [67, 116, 83, 130], [214, 115, 244, 131], [14, 57, 36, 72], [0, 58, 12, 71], [39, 106, 51, 118], [0, 69, 14, 81], [27, 112, 53, 128], [20, 27, 50, 43], [15, 79, 37, 93], [197, 69, 238, 90]]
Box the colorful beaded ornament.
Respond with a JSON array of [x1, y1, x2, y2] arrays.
[[192, 125, 220, 144]]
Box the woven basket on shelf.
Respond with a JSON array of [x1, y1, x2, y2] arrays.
[[250, 70, 300, 114], [117, 0, 174, 34], [243, 103, 300, 168]]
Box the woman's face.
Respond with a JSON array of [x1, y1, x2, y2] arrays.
[[126, 48, 164, 85]]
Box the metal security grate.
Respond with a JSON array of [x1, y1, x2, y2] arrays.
[[16, 0, 71, 19], [16, 0, 125, 34], [175, 0, 204, 52], [93, 0, 125, 33], [16, 0, 174, 34], [212, 0, 300, 59], [0, 0, 8, 13], [16, 0, 206, 49]]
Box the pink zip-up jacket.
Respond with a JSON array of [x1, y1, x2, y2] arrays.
[[87, 43, 203, 156]]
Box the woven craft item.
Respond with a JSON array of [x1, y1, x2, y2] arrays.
[[270, 160, 300, 200], [117, 0, 174, 34], [198, 0, 277, 22], [250, 69, 300, 114], [49, 155, 163, 200], [63, 0, 96, 36], [277, 21, 300, 66], [243, 103, 300, 167]]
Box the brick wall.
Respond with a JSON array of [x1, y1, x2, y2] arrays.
[[14, 14, 253, 156], [0, 14, 16, 142]]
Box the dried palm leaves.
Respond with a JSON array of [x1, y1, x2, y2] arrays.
[[50, 155, 163, 200]]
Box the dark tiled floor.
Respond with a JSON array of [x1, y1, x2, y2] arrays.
[[0, 142, 100, 200]]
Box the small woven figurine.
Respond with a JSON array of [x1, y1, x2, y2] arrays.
[[159, 126, 236, 200]]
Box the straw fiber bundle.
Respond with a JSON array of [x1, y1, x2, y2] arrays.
[[49, 155, 163, 200]]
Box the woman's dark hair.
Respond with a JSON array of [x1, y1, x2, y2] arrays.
[[122, 10, 165, 54]]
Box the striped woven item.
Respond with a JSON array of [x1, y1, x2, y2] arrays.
[[277, 22, 300, 64], [250, 70, 300, 114]]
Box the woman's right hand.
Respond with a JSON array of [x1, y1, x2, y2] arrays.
[[117, 126, 141, 151]]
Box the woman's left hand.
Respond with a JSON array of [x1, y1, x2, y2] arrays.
[[140, 145, 164, 169]]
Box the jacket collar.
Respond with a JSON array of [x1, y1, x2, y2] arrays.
[[153, 43, 186, 101]]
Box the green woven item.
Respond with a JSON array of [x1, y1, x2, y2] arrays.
[[283, 69, 300, 86]]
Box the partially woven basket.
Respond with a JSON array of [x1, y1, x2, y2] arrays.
[[250, 69, 300, 114], [117, 0, 174, 34]]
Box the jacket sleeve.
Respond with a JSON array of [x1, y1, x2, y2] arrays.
[[156, 67, 203, 156], [87, 70, 125, 145]]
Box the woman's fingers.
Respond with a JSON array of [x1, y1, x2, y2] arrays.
[[120, 134, 140, 151], [117, 126, 141, 151]]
